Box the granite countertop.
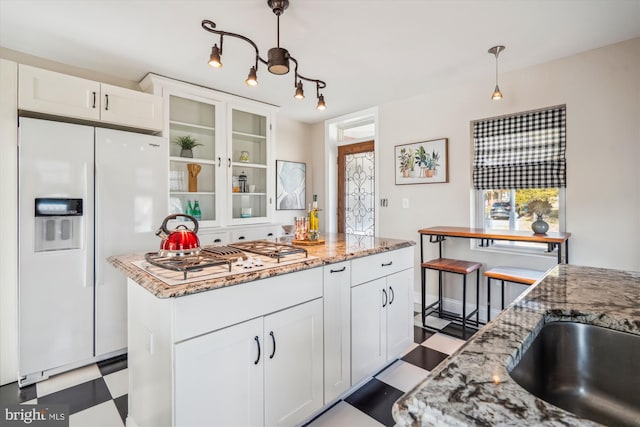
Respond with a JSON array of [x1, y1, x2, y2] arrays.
[[393, 264, 640, 426], [108, 233, 414, 299]]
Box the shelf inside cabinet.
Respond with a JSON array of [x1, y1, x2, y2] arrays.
[[232, 192, 266, 196], [171, 191, 216, 195], [231, 162, 266, 169], [170, 156, 217, 165], [232, 131, 266, 140], [170, 120, 214, 132]]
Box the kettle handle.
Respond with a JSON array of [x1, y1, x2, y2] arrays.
[[160, 214, 199, 235]]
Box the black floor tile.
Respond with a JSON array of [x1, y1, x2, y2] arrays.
[[344, 378, 404, 427], [114, 394, 128, 424], [97, 354, 127, 376], [0, 381, 37, 405], [440, 323, 477, 340], [414, 325, 435, 344], [402, 345, 448, 371], [38, 377, 112, 415]]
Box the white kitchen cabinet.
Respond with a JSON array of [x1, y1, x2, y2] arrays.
[[350, 247, 414, 385], [18, 64, 162, 131], [140, 73, 276, 228], [175, 317, 264, 427], [127, 267, 323, 427], [173, 299, 323, 427], [264, 298, 324, 426], [323, 261, 351, 403]]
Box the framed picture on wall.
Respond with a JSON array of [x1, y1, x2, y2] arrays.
[[394, 138, 449, 184], [276, 160, 306, 210]]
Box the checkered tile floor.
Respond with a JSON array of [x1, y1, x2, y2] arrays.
[[0, 315, 474, 427]]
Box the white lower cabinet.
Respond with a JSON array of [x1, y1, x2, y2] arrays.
[[351, 268, 413, 385], [175, 299, 323, 427], [322, 261, 351, 403], [175, 318, 264, 427]]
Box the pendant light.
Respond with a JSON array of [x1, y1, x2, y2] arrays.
[[488, 45, 505, 100], [202, 0, 327, 110]]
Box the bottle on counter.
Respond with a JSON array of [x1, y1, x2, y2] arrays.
[[186, 200, 194, 217], [193, 200, 202, 221], [308, 194, 319, 241]]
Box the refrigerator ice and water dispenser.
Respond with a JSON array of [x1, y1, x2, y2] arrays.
[[34, 198, 83, 252]]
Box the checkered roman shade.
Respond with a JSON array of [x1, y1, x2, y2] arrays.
[[473, 106, 566, 189]]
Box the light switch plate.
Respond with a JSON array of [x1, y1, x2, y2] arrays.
[[402, 198, 409, 209]]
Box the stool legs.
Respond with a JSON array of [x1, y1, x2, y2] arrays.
[[501, 280, 505, 310], [476, 270, 480, 325], [462, 274, 467, 330], [487, 276, 492, 322], [421, 267, 426, 327]]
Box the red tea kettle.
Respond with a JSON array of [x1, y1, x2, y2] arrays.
[[155, 214, 200, 257]]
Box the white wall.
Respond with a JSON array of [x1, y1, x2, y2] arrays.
[[377, 38, 640, 313], [272, 115, 313, 227]]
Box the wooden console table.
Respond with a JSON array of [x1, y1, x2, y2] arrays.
[[418, 226, 571, 264]]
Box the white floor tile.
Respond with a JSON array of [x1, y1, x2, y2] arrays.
[[69, 400, 124, 427], [103, 368, 128, 398], [307, 401, 384, 427], [36, 364, 102, 397], [375, 360, 430, 392], [423, 333, 465, 355], [423, 315, 451, 330]]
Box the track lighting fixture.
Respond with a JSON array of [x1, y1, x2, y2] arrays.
[[488, 45, 505, 100], [202, 0, 327, 110]]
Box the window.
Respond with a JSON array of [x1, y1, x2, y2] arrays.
[[473, 106, 566, 252]]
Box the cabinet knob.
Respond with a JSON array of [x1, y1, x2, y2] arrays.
[[214, 238, 222, 243]]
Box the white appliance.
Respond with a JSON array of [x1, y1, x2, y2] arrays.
[[18, 117, 167, 386]]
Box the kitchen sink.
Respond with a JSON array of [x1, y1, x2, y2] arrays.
[[509, 321, 640, 426]]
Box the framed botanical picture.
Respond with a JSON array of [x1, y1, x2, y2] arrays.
[[276, 160, 306, 210], [395, 138, 449, 184]]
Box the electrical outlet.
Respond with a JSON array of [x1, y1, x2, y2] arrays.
[[402, 198, 409, 209], [145, 327, 154, 355]]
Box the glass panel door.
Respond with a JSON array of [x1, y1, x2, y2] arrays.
[[168, 95, 218, 224], [230, 108, 268, 222]]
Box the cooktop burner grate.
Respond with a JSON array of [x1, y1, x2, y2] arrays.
[[201, 246, 247, 260], [228, 240, 307, 262], [144, 251, 232, 280]]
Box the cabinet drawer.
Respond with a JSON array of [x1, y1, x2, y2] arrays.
[[174, 267, 323, 341], [351, 246, 414, 286]]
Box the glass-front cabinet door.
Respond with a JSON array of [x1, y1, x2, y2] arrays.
[[168, 94, 222, 226], [228, 106, 271, 224]]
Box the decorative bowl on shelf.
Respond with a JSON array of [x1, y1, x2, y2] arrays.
[[239, 150, 250, 162]]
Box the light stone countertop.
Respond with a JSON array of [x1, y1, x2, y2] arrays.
[[108, 233, 415, 298], [393, 264, 640, 426]]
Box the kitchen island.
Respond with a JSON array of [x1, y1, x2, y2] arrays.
[[393, 264, 640, 426], [109, 233, 416, 427]]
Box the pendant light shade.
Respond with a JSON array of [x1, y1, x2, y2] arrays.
[[245, 66, 258, 86], [492, 85, 503, 100], [316, 94, 326, 111], [488, 45, 505, 100], [268, 47, 290, 75], [202, 0, 326, 111], [208, 44, 222, 68], [294, 81, 304, 99]]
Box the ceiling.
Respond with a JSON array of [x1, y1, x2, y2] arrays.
[[1, 0, 639, 124]]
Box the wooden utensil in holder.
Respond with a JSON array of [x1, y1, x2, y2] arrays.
[[187, 163, 202, 192]]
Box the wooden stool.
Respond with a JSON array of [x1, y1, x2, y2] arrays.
[[485, 266, 545, 320], [421, 258, 482, 330]]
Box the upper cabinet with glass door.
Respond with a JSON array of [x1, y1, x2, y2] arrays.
[[168, 94, 222, 227], [228, 106, 271, 224], [139, 73, 275, 228]]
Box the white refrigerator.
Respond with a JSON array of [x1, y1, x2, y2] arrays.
[[18, 117, 167, 386]]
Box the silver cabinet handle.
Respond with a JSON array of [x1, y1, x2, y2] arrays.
[[330, 266, 346, 273]]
